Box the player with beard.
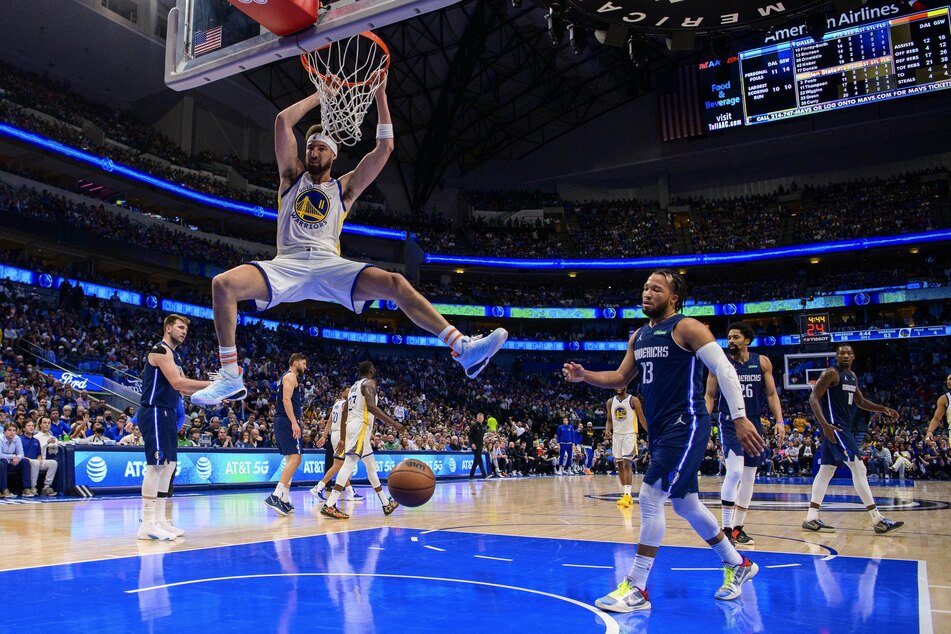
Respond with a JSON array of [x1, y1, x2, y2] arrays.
[[801, 344, 904, 534], [925, 373, 951, 441], [191, 79, 507, 407], [265, 353, 309, 516], [564, 270, 765, 612], [705, 321, 784, 546]]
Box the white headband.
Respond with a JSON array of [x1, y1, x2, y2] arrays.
[[307, 133, 338, 158]]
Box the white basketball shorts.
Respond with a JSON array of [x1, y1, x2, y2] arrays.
[[344, 423, 373, 458], [613, 432, 637, 461], [250, 251, 373, 313]]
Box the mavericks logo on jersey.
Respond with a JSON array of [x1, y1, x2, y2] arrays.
[[294, 188, 332, 227]]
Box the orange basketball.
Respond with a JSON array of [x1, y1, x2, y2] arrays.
[[387, 459, 435, 507]]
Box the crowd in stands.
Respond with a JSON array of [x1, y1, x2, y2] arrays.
[[0, 261, 949, 496], [568, 199, 676, 258]]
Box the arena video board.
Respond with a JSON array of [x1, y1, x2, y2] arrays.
[[73, 448, 482, 490]]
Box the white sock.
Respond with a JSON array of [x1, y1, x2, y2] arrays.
[[326, 488, 342, 507], [156, 497, 167, 524], [627, 554, 655, 589], [721, 501, 735, 529], [376, 488, 389, 505], [868, 507, 883, 523], [623, 484, 632, 496], [274, 482, 289, 501], [142, 498, 156, 525], [734, 508, 748, 527], [806, 506, 820, 522], [438, 326, 466, 354], [346, 485, 355, 495], [713, 536, 744, 566], [218, 346, 239, 376]]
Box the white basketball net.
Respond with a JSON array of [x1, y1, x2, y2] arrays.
[[302, 33, 389, 147]]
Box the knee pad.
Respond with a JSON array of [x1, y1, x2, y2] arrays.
[[637, 481, 668, 547]]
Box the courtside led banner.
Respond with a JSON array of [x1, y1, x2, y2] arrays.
[[73, 448, 484, 490]]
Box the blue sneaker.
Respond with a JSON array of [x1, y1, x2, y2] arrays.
[[191, 367, 247, 406], [344, 490, 364, 502], [452, 329, 508, 378], [715, 557, 758, 601], [284, 499, 295, 513], [874, 518, 904, 534], [264, 494, 289, 516], [318, 487, 331, 501]]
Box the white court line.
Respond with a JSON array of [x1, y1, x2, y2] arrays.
[[475, 555, 513, 562], [932, 610, 951, 614], [821, 554, 837, 561], [765, 564, 802, 569], [671, 567, 722, 571], [920, 561, 935, 634], [125, 572, 621, 634], [929, 585, 951, 590], [563, 564, 614, 570], [367, 546, 384, 550], [410, 536, 419, 542], [420, 529, 439, 535], [424, 545, 446, 552]]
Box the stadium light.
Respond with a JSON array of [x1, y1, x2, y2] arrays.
[[548, 4, 565, 46]]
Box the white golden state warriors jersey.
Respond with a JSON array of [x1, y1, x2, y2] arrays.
[[611, 395, 638, 435], [278, 172, 348, 255], [331, 399, 344, 434], [346, 379, 375, 430]]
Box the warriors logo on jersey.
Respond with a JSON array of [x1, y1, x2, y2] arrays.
[[294, 188, 332, 226], [614, 404, 629, 421]]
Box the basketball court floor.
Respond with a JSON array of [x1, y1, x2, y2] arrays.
[[2, 474, 947, 633]]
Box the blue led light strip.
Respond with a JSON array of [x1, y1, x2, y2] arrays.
[[425, 229, 951, 270], [0, 123, 406, 241]]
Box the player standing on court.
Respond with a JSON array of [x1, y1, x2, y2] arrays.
[[312, 387, 362, 502], [925, 374, 951, 441], [704, 322, 784, 546], [801, 344, 904, 534], [556, 416, 574, 475], [191, 79, 507, 406], [564, 270, 764, 611], [321, 361, 404, 519], [138, 314, 209, 540], [605, 386, 645, 509], [264, 353, 308, 516]]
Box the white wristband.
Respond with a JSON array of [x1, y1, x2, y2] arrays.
[[376, 124, 394, 139]]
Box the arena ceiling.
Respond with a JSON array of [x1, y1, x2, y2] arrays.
[[3, 0, 857, 209]]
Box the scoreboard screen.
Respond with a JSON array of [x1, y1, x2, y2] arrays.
[[738, 7, 951, 125], [800, 313, 832, 344]]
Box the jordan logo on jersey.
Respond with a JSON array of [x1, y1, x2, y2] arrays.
[[294, 189, 331, 227]]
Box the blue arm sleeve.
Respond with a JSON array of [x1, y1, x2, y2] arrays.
[[176, 400, 186, 431]]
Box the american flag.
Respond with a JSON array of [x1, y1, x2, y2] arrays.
[[659, 65, 703, 142], [193, 25, 223, 55]]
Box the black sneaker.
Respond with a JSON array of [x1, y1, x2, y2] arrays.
[[382, 498, 400, 516], [724, 527, 736, 546], [874, 518, 904, 534], [264, 494, 289, 516], [801, 518, 836, 532], [734, 526, 755, 545], [284, 499, 295, 513]]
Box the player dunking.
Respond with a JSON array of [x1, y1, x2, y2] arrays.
[[925, 374, 951, 441], [704, 321, 784, 546], [801, 344, 904, 534], [564, 270, 764, 611], [605, 386, 645, 509], [190, 81, 507, 406], [321, 361, 404, 519], [138, 314, 210, 540], [264, 353, 308, 516]]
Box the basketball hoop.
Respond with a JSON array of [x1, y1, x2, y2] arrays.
[[301, 32, 390, 147]]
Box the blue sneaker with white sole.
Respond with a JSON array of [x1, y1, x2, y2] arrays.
[[452, 328, 508, 378]]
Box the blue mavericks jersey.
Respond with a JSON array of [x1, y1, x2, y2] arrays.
[[825, 368, 859, 432], [719, 352, 766, 426], [634, 314, 706, 431], [140, 341, 183, 410], [276, 371, 303, 419]]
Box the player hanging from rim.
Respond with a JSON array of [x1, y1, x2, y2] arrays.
[[605, 385, 645, 510], [704, 321, 785, 547], [264, 353, 309, 516], [925, 374, 951, 441], [321, 361, 404, 520], [801, 344, 904, 535], [311, 387, 363, 502], [190, 79, 507, 406], [564, 270, 765, 612], [137, 314, 210, 541]]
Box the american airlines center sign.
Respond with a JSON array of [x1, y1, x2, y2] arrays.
[[570, 0, 827, 32]]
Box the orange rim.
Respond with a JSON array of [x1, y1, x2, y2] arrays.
[[300, 31, 390, 88]]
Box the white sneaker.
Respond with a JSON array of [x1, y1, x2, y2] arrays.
[[138, 522, 177, 541], [159, 520, 186, 537], [344, 490, 365, 502], [190, 367, 248, 406], [452, 328, 508, 378], [309, 485, 323, 497]]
